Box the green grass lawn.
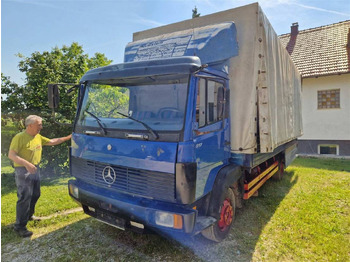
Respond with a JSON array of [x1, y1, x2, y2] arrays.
[[1, 155, 83, 245], [252, 157, 350, 261], [1, 156, 349, 261]]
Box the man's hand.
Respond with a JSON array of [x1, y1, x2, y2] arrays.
[[8, 149, 37, 174], [25, 163, 37, 174], [46, 134, 72, 146]]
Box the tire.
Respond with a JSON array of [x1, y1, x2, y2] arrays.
[[201, 187, 236, 242]]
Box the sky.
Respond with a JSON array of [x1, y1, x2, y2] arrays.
[[2, 0, 350, 86]]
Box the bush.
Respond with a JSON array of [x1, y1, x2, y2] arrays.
[[1, 116, 21, 156]]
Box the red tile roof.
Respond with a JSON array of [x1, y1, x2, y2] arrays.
[[279, 20, 350, 78]]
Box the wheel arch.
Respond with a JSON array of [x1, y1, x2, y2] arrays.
[[205, 164, 242, 217]]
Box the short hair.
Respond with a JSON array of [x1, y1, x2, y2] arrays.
[[25, 115, 42, 127]]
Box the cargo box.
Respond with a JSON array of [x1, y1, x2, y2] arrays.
[[128, 2, 302, 153]]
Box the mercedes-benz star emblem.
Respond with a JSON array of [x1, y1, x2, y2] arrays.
[[102, 166, 116, 185]]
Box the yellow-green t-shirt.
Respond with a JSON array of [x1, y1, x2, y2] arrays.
[[9, 131, 51, 167]]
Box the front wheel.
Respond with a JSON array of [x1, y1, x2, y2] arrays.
[[201, 187, 236, 242]]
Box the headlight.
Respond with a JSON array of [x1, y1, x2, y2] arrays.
[[69, 184, 79, 199], [155, 211, 183, 229]]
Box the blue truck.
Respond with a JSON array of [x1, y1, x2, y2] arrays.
[[49, 3, 302, 242]]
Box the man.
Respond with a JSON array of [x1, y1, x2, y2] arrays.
[[8, 115, 72, 237]]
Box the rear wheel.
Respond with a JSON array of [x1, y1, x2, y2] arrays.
[[201, 187, 235, 242]]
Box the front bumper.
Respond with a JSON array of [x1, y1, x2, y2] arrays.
[[68, 179, 197, 234]]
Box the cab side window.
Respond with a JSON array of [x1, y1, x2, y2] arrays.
[[196, 78, 224, 128], [196, 79, 206, 127]]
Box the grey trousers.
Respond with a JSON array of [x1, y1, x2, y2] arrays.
[[14, 167, 40, 230]]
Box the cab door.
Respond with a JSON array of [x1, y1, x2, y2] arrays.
[[193, 76, 230, 199]]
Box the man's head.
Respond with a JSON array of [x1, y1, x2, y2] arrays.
[[25, 115, 43, 136]]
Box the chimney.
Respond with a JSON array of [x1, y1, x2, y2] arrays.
[[291, 22, 299, 36], [286, 23, 299, 55]]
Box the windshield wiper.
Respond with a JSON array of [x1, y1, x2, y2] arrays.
[[116, 111, 159, 140], [85, 110, 107, 135]]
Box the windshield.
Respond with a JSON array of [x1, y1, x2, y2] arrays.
[[76, 75, 189, 133]]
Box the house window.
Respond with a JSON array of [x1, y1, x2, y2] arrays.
[[317, 89, 340, 109], [318, 144, 339, 155]]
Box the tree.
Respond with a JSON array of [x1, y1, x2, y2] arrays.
[[2, 43, 112, 175], [192, 6, 200, 18], [16, 42, 111, 120], [1, 74, 26, 114]]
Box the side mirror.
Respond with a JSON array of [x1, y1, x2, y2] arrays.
[[48, 84, 60, 109]]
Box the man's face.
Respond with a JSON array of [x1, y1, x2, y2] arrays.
[[28, 120, 43, 135]]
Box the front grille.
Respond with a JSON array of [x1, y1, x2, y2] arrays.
[[71, 157, 175, 202]]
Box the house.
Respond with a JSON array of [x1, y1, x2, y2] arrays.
[[279, 21, 350, 157]]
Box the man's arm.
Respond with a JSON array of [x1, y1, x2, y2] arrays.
[[8, 149, 37, 174], [45, 134, 72, 146]]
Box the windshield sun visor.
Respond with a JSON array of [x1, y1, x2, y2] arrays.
[[124, 22, 238, 66], [80, 57, 202, 83]]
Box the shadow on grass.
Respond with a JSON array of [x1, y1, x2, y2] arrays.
[[293, 157, 350, 172], [1, 215, 202, 262], [1, 170, 298, 262]]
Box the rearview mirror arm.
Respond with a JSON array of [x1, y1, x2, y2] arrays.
[[47, 83, 80, 127]]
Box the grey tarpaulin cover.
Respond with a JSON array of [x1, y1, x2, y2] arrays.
[[130, 2, 302, 154]]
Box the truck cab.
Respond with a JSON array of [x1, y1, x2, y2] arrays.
[[68, 56, 232, 238]]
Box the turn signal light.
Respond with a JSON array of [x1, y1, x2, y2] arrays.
[[173, 214, 183, 229]]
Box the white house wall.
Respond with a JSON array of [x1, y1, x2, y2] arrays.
[[301, 74, 350, 140]]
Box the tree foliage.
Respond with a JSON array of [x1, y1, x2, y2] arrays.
[[14, 42, 112, 119], [2, 74, 26, 114], [84, 84, 129, 118], [192, 6, 200, 18], [2, 42, 112, 175]]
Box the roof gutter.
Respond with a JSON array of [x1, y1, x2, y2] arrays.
[[302, 71, 350, 79]]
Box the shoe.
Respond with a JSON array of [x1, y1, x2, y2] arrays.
[[29, 215, 41, 221], [14, 228, 33, 238]]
